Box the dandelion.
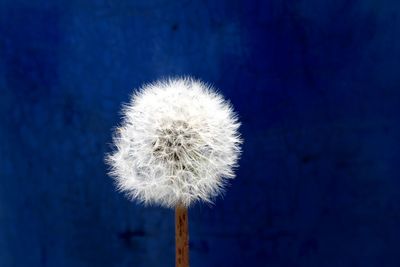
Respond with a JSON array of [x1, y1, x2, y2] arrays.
[[106, 77, 242, 267]]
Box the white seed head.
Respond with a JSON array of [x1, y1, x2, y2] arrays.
[[106, 77, 242, 208]]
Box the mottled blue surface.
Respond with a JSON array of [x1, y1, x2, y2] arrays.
[[1, 0, 400, 266]]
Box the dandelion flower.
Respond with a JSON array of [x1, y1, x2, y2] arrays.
[[106, 77, 242, 208]]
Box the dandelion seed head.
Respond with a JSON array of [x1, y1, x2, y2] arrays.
[[106, 77, 242, 208]]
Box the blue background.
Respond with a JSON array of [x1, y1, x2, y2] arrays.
[[1, 0, 399, 266]]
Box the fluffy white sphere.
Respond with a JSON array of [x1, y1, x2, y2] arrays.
[[107, 77, 242, 208]]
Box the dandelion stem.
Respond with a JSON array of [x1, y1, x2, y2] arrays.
[[175, 204, 189, 267]]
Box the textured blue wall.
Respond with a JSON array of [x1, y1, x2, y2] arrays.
[[1, 0, 400, 266]]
